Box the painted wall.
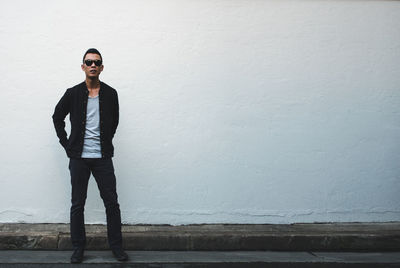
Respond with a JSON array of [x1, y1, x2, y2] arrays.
[[0, 0, 399, 225]]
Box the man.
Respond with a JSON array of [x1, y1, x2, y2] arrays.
[[52, 48, 128, 263]]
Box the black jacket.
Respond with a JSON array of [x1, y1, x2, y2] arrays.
[[52, 81, 119, 158]]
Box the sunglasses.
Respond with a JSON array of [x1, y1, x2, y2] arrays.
[[84, 60, 102, 66]]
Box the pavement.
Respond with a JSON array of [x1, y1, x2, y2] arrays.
[[0, 222, 400, 251], [1, 250, 400, 267], [1, 223, 400, 267]]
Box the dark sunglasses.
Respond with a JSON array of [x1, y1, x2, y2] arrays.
[[84, 60, 102, 66]]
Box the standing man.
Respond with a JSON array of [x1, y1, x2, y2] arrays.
[[52, 48, 128, 263]]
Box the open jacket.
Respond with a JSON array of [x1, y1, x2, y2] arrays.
[[52, 81, 119, 158]]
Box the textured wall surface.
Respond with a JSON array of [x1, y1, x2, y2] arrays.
[[0, 0, 399, 224]]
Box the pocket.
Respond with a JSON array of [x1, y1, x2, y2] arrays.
[[102, 158, 115, 172]]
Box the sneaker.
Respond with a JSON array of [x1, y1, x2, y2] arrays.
[[70, 248, 84, 263], [112, 248, 129, 261]]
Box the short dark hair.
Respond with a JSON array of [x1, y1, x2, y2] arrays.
[[83, 48, 102, 63]]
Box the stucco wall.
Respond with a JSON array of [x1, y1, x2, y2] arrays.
[[0, 0, 399, 224]]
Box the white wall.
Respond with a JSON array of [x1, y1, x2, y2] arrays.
[[0, 0, 399, 225]]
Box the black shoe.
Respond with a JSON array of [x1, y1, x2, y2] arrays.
[[70, 248, 84, 264], [112, 248, 129, 261]]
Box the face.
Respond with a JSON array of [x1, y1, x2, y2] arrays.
[[81, 53, 103, 79]]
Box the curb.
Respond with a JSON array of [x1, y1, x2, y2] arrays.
[[1, 223, 399, 251]]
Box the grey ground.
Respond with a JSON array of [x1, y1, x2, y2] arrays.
[[1, 250, 400, 267], [1, 222, 400, 251], [1, 223, 400, 267]]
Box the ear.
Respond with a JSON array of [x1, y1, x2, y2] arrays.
[[81, 64, 85, 71], [100, 65, 104, 72]]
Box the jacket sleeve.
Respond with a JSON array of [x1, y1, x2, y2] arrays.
[[52, 89, 70, 149], [111, 91, 119, 138]]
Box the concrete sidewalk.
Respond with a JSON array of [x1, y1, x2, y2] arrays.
[[1, 250, 400, 267], [1, 222, 400, 251]]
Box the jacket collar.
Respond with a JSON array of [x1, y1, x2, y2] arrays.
[[80, 81, 104, 94]]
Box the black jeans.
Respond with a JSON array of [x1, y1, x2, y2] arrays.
[[69, 158, 122, 250]]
